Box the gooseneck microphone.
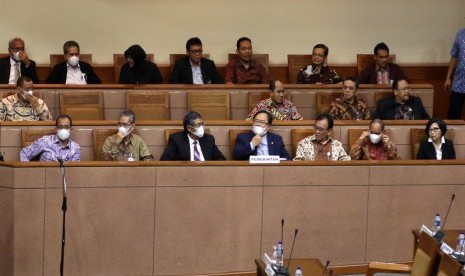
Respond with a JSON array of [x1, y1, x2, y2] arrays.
[[286, 228, 298, 269], [57, 157, 68, 276], [321, 260, 330, 276], [434, 193, 455, 242]]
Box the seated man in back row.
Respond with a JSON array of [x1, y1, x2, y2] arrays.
[[0, 76, 52, 121], [102, 110, 153, 161], [297, 44, 341, 84], [247, 80, 303, 120], [349, 119, 400, 160], [233, 111, 290, 160], [0, 37, 39, 84], [294, 113, 350, 161], [20, 115, 81, 162], [160, 111, 226, 161], [374, 78, 430, 120], [46, 40, 101, 84]]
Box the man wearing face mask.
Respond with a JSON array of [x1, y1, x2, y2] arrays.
[[46, 40, 101, 84], [0, 76, 52, 121], [233, 110, 290, 160], [350, 119, 400, 160], [0, 37, 39, 84], [119, 44, 163, 84], [101, 110, 153, 161], [20, 115, 81, 162], [160, 111, 226, 161]]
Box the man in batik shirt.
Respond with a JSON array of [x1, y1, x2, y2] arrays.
[[0, 76, 52, 121], [329, 77, 371, 120], [297, 44, 341, 84], [247, 80, 303, 120], [20, 115, 81, 162], [349, 119, 400, 160], [293, 113, 350, 161]]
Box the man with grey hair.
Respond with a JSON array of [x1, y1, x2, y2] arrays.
[[0, 37, 39, 84], [160, 111, 226, 161], [101, 110, 153, 161]]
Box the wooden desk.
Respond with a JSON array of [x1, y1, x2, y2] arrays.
[[255, 258, 328, 276], [412, 229, 464, 255]]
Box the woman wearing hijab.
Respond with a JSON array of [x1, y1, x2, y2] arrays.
[[119, 45, 163, 84]]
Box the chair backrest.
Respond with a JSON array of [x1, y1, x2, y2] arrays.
[[164, 128, 211, 145], [92, 129, 118, 161], [169, 53, 210, 73], [50, 54, 92, 69], [437, 252, 463, 276], [187, 92, 230, 120], [248, 91, 270, 113], [410, 128, 427, 159], [0, 53, 10, 59], [410, 231, 440, 276], [291, 129, 316, 158], [316, 92, 342, 114], [228, 53, 269, 74], [113, 53, 154, 83], [229, 129, 250, 159], [356, 54, 396, 76], [22, 129, 56, 148], [287, 54, 312, 84], [59, 91, 104, 120], [126, 91, 169, 120], [375, 91, 394, 105]]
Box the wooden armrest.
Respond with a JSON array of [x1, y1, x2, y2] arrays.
[[329, 263, 369, 275], [367, 262, 412, 276]]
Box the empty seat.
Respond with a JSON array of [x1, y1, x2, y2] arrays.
[[287, 54, 312, 84], [59, 91, 104, 120], [187, 92, 230, 120], [126, 90, 169, 120]]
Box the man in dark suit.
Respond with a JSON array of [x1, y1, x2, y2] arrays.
[[46, 40, 101, 84], [170, 37, 223, 84], [233, 110, 290, 160], [374, 78, 430, 120], [0, 37, 39, 84], [160, 111, 226, 161], [358, 42, 406, 84]]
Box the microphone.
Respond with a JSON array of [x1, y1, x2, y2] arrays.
[[286, 228, 298, 269], [57, 157, 64, 167], [281, 219, 284, 254], [321, 260, 330, 276], [434, 194, 455, 242]]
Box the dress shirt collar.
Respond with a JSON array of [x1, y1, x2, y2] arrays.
[[427, 136, 445, 144], [309, 135, 332, 145], [375, 63, 391, 72], [52, 134, 71, 148], [10, 57, 20, 66]]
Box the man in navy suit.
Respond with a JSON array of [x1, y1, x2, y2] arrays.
[[160, 111, 226, 161], [233, 110, 290, 160], [170, 37, 223, 84]]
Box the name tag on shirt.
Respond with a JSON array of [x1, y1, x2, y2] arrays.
[[249, 155, 280, 164]]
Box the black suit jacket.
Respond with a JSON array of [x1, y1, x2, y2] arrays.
[[374, 96, 430, 120], [233, 131, 290, 160], [0, 56, 39, 84], [119, 60, 163, 84], [417, 138, 456, 160], [46, 61, 101, 84], [170, 57, 223, 84], [160, 131, 226, 161]]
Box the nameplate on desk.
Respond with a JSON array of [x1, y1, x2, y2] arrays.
[[420, 224, 433, 236], [250, 156, 280, 164], [440, 242, 454, 254]]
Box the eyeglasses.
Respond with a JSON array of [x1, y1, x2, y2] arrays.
[[312, 53, 325, 58], [429, 127, 440, 132], [189, 49, 203, 54], [313, 126, 327, 132], [253, 119, 268, 126], [10, 47, 25, 52]]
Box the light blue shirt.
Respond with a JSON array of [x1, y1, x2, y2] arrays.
[[250, 134, 269, 155], [451, 28, 465, 93]]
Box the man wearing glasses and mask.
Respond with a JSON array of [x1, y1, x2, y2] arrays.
[[102, 110, 153, 161], [0, 76, 52, 121], [0, 37, 39, 84], [20, 115, 81, 162], [170, 37, 223, 84], [233, 110, 290, 160], [294, 113, 350, 161], [160, 111, 226, 161]]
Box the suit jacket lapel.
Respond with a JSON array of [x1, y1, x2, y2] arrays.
[[267, 134, 275, 155], [198, 136, 209, 160], [185, 57, 194, 84], [182, 133, 191, 160]]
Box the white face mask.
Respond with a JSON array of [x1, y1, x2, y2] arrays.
[[191, 125, 204, 138], [118, 126, 131, 137], [13, 51, 21, 62], [19, 89, 33, 100], [369, 133, 382, 144], [57, 129, 70, 141], [252, 125, 267, 136], [67, 56, 79, 67]]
